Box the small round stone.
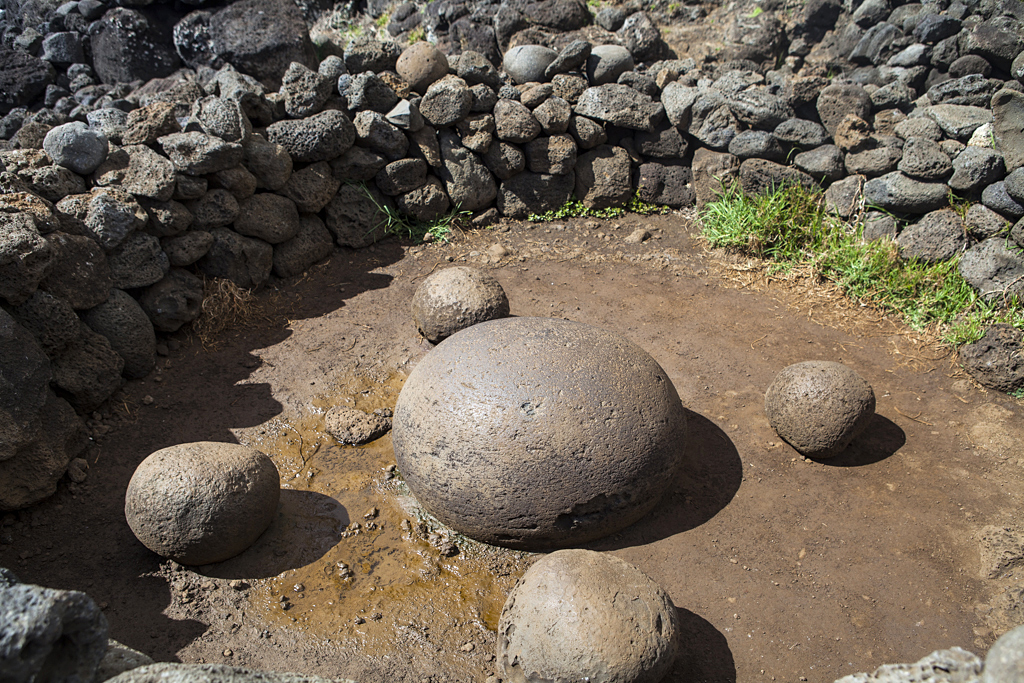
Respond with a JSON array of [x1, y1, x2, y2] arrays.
[[982, 624, 1024, 683], [764, 361, 875, 459], [410, 266, 510, 343], [43, 121, 108, 175], [503, 45, 558, 85], [392, 317, 688, 549], [498, 549, 679, 683], [396, 42, 450, 94], [125, 442, 280, 565]]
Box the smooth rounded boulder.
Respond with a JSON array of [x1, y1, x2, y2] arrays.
[[498, 549, 679, 683], [764, 361, 875, 459], [392, 317, 688, 549], [125, 442, 280, 565], [411, 266, 509, 343]]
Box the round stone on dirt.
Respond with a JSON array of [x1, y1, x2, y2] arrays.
[[325, 406, 392, 445], [498, 549, 679, 682], [765, 361, 876, 459], [411, 266, 510, 343], [125, 442, 280, 565], [392, 317, 688, 549]]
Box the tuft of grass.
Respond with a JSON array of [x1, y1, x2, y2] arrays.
[[375, 11, 390, 28], [1011, 387, 1024, 399], [407, 27, 426, 44], [528, 193, 669, 222], [699, 183, 1024, 347], [355, 182, 470, 244], [192, 277, 265, 348]]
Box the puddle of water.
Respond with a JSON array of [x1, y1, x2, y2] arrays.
[[237, 372, 532, 660]]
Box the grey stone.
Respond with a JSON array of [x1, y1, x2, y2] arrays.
[[494, 99, 541, 144], [574, 145, 631, 210], [635, 162, 695, 208], [849, 23, 902, 65], [51, 322, 124, 411], [82, 289, 156, 378], [983, 181, 1024, 220], [396, 176, 451, 222], [483, 142, 526, 180], [659, 82, 699, 131], [568, 115, 607, 150], [196, 227, 273, 289], [38, 232, 112, 310], [106, 663, 348, 683], [126, 442, 279, 564], [498, 170, 575, 218], [86, 109, 129, 146], [281, 162, 340, 213], [897, 209, 968, 262], [329, 147, 388, 182], [41, 32, 84, 64], [794, 145, 845, 182], [0, 213, 53, 307], [344, 35, 401, 75], [173, 174, 207, 202], [544, 40, 591, 80], [438, 130, 497, 211], [503, 45, 558, 85], [210, 166, 258, 201], [727, 88, 794, 131], [162, 231, 215, 267], [56, 187, 147, 251], [595, 6, 625, 31], [187, 189, 240, 231], [898, 137, 952, 181], [1006, 168, 1024, 205], [234, 193, 300, 244], [585, 45, 634, 86], [965, 204, 1010, 239], [618, 11, 665, 61], [345, 72, 400, 114], [190, 97, 251, 144], [107, 233, 170, 289], [454, 114, 494, 154], [95, 640, 155, 682], [552, 74, 589, 105], [408, 125, 443, 167], [91, 8, 178, 85], [919, 104, 992, 141], [392, 317, 686, 548], [0, 49, 55, 112], [765, 361, 875, 459], [959, 237, 1024, 301], [524, 134, 577, 175], [863, 171, 948, 213], [728, 130, 786, 162], [280, 62, 332, 118], [687, 89, 740, 150], [992, 88, 1024, 174], [376, 158, 428, 196], [533, 97, 571, 136], [93, 145, 177, 202], [470, 85, 498, 113], [420, 75, 473, 128], [0, 582, 108, 683], [871, 80, 915, 110], [739, 158, 816, 197], [354, 111, 409, 162], [692, 148, 741, 209], [927, 74, 1000, 108], [397, 42, 449, 95], [862, 211, 898, 241], [456, 51, 501, 90], [574, 84, 664, 132], [42, 122, 108, 175], [913, 14, 960, 43], [983, 625, 1024, 682], [817, 83, 873, 136], [498, 550, 678, 681], [825, 174, 866, 219], [887, 44, 931, 68], [949, 147, 1004, 194], [158, 132, 243, 175], [964, 16, 1024, 71], [139, 269, 204, 333], [10, 290, 81, 358], [265, 109, 355, 163], [272, 214, 333, 278], [323, 183, 393, 248], [411, 266, 509, 343], [243, 134, 292, 191], [386, 100, 424, 131], [773, 119, 830, 148]]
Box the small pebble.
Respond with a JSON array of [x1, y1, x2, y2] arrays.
[[461, 642, 475, 652], [223, 649, 232, 657], [142, 395, 154, 405]]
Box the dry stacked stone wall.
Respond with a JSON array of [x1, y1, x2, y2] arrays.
[[2, 0, 1024, 508]]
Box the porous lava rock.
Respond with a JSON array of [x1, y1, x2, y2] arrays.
[[410, 266, 509, 343], [498, 549, 679, 683], [325, 407, 393, 445], [124, 442, 280, 565], [764, 361, 875, 459], [392, 317, 687, 549]]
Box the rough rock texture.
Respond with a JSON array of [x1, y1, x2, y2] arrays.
[[765, 361, 876, 459], [575, 145, 632, 209], [392, 317, 688, 549], [81, 289, 156, 379], [324, 407, 392, 446], [958, 325, 1024, 393], [834, 648, 982, 683], [95, 640, 155, 682], [959, 238, 1024, 299], [0, 580, 109, 683], [125, 442, 280, 565], [897, 209, 968, 263], [106, 664, 353, 683], [498, 549, 679, 683], [410, 266, 510, 343], [982, 625, 1024, 683]]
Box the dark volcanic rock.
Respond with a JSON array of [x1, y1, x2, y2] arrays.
[[91, 8, 180, 85], [497, 170, 575, 218], [0, 48, 55, 111], [897, 209, 968, 263], [959, 325, 1024, 393]]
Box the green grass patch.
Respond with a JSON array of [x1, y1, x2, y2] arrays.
[[356, 183, 470, 244], [528, 193, 670, 222], [699, 183, 1024, 346]]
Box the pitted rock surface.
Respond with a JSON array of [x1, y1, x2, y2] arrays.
[[498, 549, 679, 683], [124, 441, 280, 565], [410, 266, 510, 343], [765, 361, 875, 459], [392, 317, 688, 549]]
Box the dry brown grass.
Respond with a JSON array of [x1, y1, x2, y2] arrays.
[[191, 278, 270, 349]]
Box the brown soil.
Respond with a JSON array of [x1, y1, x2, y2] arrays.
[[4, 212, 1024, 683]]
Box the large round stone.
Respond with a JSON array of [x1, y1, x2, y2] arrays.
[[396, 41, 449, 94], [392, 317, 687, 549], [498, 549, 679, 683], [125, 442, 280, 565], [764, 361, 875, 459], [411, 266, 510, 343]]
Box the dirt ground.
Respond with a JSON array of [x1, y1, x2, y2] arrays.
[[3, 211, 1024, 683]]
